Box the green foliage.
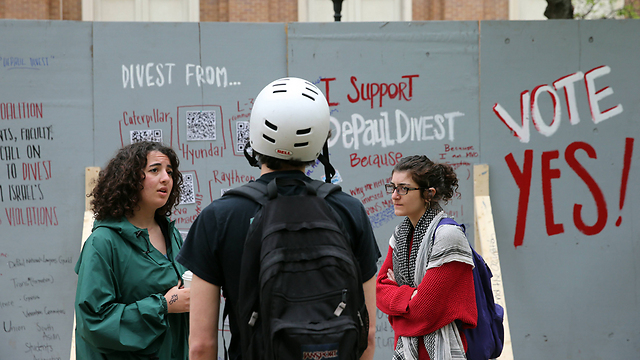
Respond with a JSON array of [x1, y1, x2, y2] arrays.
[[573, 0, 640, 19]]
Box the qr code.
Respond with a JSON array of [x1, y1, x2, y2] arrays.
[[180, 173, 195, 204], [236, 121, 250, 152], [186, 110, 216, 141], [130, 129, 162, 143]]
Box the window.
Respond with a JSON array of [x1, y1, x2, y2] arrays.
[[83, 0, 199, 22], [299, 0, 411, 22]]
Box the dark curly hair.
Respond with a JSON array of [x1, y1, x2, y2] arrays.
[[90, 142, 183, 220], [392, 155, 459, 209]]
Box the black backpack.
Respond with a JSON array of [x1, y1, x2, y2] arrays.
[[224, 177, 369, 360]]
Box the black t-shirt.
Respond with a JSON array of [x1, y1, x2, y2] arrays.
[[176, 170, 381, 360]]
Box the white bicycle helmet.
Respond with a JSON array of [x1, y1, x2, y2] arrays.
[[249, 77, 330, 162]]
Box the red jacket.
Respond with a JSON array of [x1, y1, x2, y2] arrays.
[[376, 246, 477, 360]]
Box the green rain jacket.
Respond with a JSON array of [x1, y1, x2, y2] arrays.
[[74, 217, 189, 360]]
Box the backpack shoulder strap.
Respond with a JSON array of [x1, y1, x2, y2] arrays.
[[224, 178, 341, 205], [437, 217, 458, 227], [223, 181, 269, 206], [306, 179, 342, 199]]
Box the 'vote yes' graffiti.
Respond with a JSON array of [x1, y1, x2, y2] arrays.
[[493, 65, 634, 247]]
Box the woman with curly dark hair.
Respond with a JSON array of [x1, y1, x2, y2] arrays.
[[376, 155, 477, 360], [74, 141, 190, 360]]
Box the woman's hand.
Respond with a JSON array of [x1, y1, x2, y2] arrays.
[[164, 283, 191, 313], [387, 268, 396, 283], [388, 268, 417, 299]]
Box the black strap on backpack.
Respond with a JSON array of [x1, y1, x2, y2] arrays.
[[227, 177, 340, 203]]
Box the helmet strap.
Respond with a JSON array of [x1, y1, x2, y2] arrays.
[[317, 142, 336, 184], [244, 146, 260, 168]]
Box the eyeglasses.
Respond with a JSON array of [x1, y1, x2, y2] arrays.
[[384, 184, 423, 196]]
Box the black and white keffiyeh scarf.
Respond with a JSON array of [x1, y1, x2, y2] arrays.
[[390, 209, 473, 360]]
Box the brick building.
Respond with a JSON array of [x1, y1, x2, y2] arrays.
[[0, 0, 638, 21], [0, 0, 512, 21]]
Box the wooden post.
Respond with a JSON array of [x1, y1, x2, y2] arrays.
[[83, 167, 100, 244], [85, 167, 100, 211], [71, 167, 100, 360], [474, 164, 514, 360]]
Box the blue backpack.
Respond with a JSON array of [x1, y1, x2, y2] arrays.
[[435, 218, 505, 360]]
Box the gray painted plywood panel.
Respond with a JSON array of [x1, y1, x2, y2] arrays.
[[0, 20, 94, 360], [92, 21, 288, 359], [480, 20, 640, 358], [92, 21, 204, 168], [288, 21, 480, 359]]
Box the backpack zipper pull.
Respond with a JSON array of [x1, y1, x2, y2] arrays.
[[248, 311, 259, 326], [334, 289, 348, 316]]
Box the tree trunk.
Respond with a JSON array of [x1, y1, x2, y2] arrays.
[[545, 0, 574, 18]]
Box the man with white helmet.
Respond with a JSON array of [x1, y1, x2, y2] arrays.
[[177, 77, 381, 360]]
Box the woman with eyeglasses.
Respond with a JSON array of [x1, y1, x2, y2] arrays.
[[376, 155, 477, 360]]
